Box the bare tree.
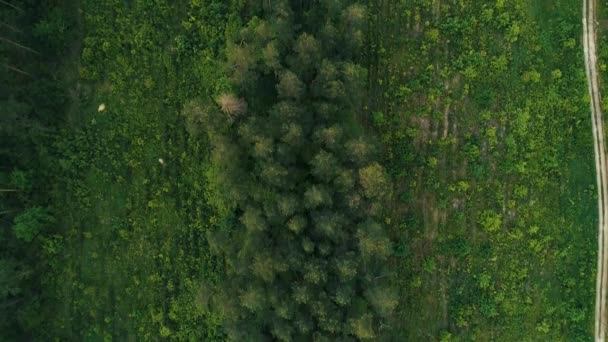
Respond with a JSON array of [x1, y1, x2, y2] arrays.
[[217, 93, 248, 118], [4, 64, 31, 77]]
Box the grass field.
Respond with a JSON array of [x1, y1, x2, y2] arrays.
[[367, 0, 596, 340], [40, 1, 235, 339]]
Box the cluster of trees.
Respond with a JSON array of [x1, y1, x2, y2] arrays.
[[186, 1, 397, 340], [1, 1, 75, 339]]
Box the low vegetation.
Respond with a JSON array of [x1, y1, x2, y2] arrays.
[[368, 0, 595, 340]]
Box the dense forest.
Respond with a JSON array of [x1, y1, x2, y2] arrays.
[[1, 0, 79, 339], [196, 2, 397, 340], [0, 0, 600, 340]]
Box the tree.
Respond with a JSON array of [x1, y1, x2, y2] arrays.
[[356, 220, 391, 261], [313, 211, 344, 240], [292, 284, 311, 305], [182, 100, 212, 136], [349, 313, 375, 340], [365, 285, 398, 317], [342, 4, 366, 28], [311, 150, 339, 181], [302, 236, 315, 253], [314, 125, 343, 149], [358, 163, 389, 200], [345, 138, 373, 165], [271, 317, 294, 341], [239, 17, 273, 45], [314, 60, 345, 100], [33, 7, 72, 52], [292, 33, 321, 75], [13, 207, 51, 242], [239, 285, 266, 312], [272, 101, 304, 121], [304, 184, 332, 209], [334, 254, 358, 281], [200, 2, 397, 339], [260, 162, 289, 187], [281, 122, 304, 146], [240, 206, 267, 232], [334, 283, 354, 306], [277, 194, 299, 218], [0, 259, 22, 300], [252, 136, 273, 159], [277, 70, 304, 99], [287, 215, 307, 234], [304, 261, 327, 285], [217, 93, 248, 118], [342, 63, 366, 106], [251, 252, 281, 282], [9, 169, 32, 192], [340, 5, 366, 54], [262, 41, 280, 71], [334, 170, 354, 193], [226, 43, 257, 86]]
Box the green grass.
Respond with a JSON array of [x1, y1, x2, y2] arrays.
[[368, 0, 596, 340], [38, 1, 236, 340]]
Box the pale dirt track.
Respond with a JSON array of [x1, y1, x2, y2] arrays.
[[584, 0, 608, 339]]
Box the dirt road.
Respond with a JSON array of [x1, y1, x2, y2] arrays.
[[583, 0, 608, 339]]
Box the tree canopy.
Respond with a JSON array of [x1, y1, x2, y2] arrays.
[[194, 1, 396, 340]]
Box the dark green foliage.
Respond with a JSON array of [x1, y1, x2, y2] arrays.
[[33, 6, 73, 52], [197, 1, 396, 340], [0, 1, 78, 339], [13, 207, 52, 242]]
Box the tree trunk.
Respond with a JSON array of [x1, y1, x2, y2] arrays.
[[0, 0, 23, 13], [4, 64, 31, 77], [0, 36, 40, 55], [0, 20, 21, 33]]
